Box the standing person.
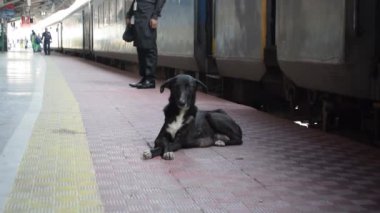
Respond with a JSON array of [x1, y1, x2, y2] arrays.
[[30, 30, 37, 52], [127, 0, 166, 89], [41, 28, 52, 55], [35, 34, 42, 52], [24, 38, 28, 49]]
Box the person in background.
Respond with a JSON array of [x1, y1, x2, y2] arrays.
[[24, 38, 28, 49], [30, 30, 37, 52], [41, 28, 52, 55], [127, 0, 167, 89], [35, 33, 42, 52]]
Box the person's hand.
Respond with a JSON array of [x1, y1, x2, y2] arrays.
[[126, 18, 131, 26], [150, 18, 158, 29]]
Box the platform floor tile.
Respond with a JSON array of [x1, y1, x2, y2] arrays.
[[62, 56, 380, 213], [3, 59, 104, 212], [29, 55, 380, 213]]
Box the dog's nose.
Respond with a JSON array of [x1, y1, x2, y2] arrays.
[[178, 100, 186, 107]]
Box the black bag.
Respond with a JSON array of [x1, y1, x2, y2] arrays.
[[123, 25, 135, 42]]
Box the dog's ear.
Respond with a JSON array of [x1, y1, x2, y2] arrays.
[[160, 77, 176, 93], [195, 79, 208, 93]]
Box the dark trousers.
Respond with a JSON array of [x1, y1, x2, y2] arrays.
[[136, 47, 157, 80], [43, 42, 50, 55]]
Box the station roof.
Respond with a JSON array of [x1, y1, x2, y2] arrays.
[[0, 0, 75, 22]]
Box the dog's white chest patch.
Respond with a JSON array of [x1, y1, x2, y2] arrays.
[[166, 109, 186, 138]]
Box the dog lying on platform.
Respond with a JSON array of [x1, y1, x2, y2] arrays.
[[143, 74, 243, 160]]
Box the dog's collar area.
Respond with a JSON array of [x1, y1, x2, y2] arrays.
[[166, 108, 188, 139], [178, 105, 189, 110]]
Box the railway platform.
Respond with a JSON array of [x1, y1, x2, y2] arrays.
[[0, 51, 380, 212]]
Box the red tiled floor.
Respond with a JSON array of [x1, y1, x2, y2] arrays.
[[53, 55, 380, 212]]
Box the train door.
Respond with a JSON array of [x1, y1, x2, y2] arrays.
[[90, 3, 93, 53], [264, 0, 277, 66], [196, 0, 217, 75], [194, 0, 206, 73], [82, 10, 85, 51], [376, 1, 380, 66], [83, 2, 93, 56], [57, 22, 62, 51]]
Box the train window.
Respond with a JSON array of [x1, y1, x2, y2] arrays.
[[110, 0, 116, 24], [102, 5, 104, 27], [93, 7, 96, 28], [125, 0, 130, 19], [98, 5, 103, 28], [115, 0, 118, 23], [104, 1, 109, 25], [117, 0, 124, 23], [94, 4, 98, 28], [97, 6, 100, 28]]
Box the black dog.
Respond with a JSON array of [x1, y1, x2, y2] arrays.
[[143, 74, 243, 160]]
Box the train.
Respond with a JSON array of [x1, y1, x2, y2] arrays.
[[45, 0, 380, 138]]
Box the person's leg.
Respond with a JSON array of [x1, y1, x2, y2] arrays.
[[43, 42, 47, 55], [47, 42, 51, 55], [137, 47, 146, 78], [144, 46, 157, 82], [136, 44, 157, 89], [129, 47, 147, 87]]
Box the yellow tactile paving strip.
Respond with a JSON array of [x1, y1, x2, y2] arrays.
[[4, 60, 104, 212]]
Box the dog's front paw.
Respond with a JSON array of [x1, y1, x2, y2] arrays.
[[142, 150, 152, 160], [214, 140, 226, 147], [163, 152, 174, 160]]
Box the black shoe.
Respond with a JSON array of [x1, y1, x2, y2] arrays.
[[129, 78, 145, 88], [136, 79, 155, 89]]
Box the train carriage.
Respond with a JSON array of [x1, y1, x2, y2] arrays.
[[276, 0, 380, 100], [48, 22, 62, 51], [91, 0, 207, 72], [60, 2, 92, 55], [212, 0, 267, 81], [47, 0, 380, 136]]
